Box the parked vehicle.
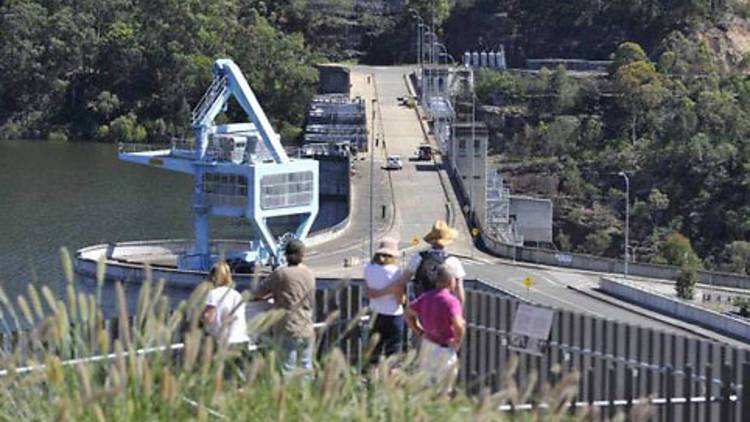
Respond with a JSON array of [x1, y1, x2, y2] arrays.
[[417, 145, 433, 160], [385, 155, 403, 170]]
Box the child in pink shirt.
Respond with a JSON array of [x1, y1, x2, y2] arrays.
[[404, 264, 465, 389]]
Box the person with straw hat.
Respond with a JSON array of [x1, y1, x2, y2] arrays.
[[394, 220, 466, 303], [364, 237, 406, 363]]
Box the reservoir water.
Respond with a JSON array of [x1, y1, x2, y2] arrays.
[[0, 140, 346, 308]]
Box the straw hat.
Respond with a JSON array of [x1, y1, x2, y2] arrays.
[[423, 220, 459, 246], [375, 237, 400, 256]]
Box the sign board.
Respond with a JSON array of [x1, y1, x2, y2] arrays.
[[524, 276, 534, 289], [508, 303, 554, 356], [411, 236, 420, 245], [555, 253, 573, 264]]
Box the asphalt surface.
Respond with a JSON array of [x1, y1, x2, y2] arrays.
[[305, 65, 748, 348]]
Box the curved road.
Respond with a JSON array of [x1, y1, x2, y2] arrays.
[[305, 66, 745, 346]]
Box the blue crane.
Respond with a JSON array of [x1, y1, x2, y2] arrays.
[[119, 59, 319, 271]]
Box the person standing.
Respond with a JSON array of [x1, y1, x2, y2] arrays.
[[200, 261, 250, 345], [364, 237, 405, 363], [403, 264, 465, 389], [255, 239, 316, 376], [374, 220, 466, 303]]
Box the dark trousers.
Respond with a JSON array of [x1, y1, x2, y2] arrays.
[[370, 313, 404, 363]]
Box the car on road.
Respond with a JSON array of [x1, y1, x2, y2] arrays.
[[416, 144, 433, 160], [384, 155, 403, 170]]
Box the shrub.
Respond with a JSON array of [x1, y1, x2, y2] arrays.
[[675, 264, 697, 300], [733, 297, 750, 318], [0, 250, 653, 420], [109, 113, 147, 143], [47, 129, 68, 142]]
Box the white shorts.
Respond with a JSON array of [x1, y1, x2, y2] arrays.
[[418, 339, 458, 390]]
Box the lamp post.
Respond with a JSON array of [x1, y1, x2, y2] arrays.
[[409, 9, 425, 101], [618, 171, 630, 276], [423, 31, 438, 103], [439, 51, 456, 65]]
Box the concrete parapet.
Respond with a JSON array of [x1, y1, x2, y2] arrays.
[[599, 277, 750, 342], [478, 226, 750, 290]]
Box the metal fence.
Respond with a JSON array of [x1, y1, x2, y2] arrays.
[[312, 279, 750, 421], [1, 278, 748, 421]]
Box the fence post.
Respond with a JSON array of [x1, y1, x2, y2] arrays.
[[608, 365, 616, 420], [742, 363, 750, 422], [588, 367, 595, 405], [705, 364, 713, 422], [684, 364, 692, 422], [720, 363, 732, 422], [665, 364, 674, 422], [625, 367, 634, 416]]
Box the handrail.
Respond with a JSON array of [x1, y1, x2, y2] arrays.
[[191, 75, 228, 124], [0, 316, 370, 378]]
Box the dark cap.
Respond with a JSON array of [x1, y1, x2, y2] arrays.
[[285, 239, 305, 257]]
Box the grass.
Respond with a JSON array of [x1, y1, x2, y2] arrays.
[[0, 249, 653, 420]]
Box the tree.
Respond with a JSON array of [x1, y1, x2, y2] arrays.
[[612, 56, 667, 144], [675, 264, 697, 300], [610, 42, 648, 74], [579, 230, 611, 256], [406, 0, 452, 26], [721, 241, 750, 275], [654, 232, 702, 268]]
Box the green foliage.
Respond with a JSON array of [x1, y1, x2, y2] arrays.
[[656, 232, 703, 269], [47, 129, 69, 142], [611, 42, 648, 73], [0, 1, 321, 142], [675, 264, 697, 300], [407, 0, 452, 26], [0, 252, 625, 421], [579, 230, 611, 256], [733, 297, 750, 317], [475, 69, 522, 105], [109, 113, 147, 143], [721, 241, 750, 275]]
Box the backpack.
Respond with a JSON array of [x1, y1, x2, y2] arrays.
[[413, 249, 448, 296]]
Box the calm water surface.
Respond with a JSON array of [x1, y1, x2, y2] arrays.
[[0, 140, 345, 317], [0, 140, 194, 300]]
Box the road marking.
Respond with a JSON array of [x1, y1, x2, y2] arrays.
[[529, 269, 563, 286]]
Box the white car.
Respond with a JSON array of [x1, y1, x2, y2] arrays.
[[385, 155, 403, 170]]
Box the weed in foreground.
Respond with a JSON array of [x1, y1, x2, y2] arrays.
[[0, 249, 653, 420]]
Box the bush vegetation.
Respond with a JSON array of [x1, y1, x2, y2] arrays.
[[0, 250, 654, 420], [475, 32, 750, 273]]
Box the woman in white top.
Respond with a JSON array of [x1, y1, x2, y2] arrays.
[[364, 237, 405, 362], [200, 261, 250, 345]]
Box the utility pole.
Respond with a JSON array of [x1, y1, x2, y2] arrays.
[[618, 171, 630, 277]]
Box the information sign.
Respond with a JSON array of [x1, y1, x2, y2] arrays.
[[508, 303, 554, 356]]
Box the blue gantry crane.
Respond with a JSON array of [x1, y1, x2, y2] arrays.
[[119, 59, 319, 271]]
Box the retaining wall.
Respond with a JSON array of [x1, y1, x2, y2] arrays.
[[479, 227, 750, 290], [599, 277, 750, 342]]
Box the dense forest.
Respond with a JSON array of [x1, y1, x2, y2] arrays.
[[464, 1, 750, 274], [2, 0, 750, 273], [0, 0, 333, 144]]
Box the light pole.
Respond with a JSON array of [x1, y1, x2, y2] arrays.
[[618, 171, 630, 276], [423, 31, 438, 103], [409, 9, 425, 100]]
